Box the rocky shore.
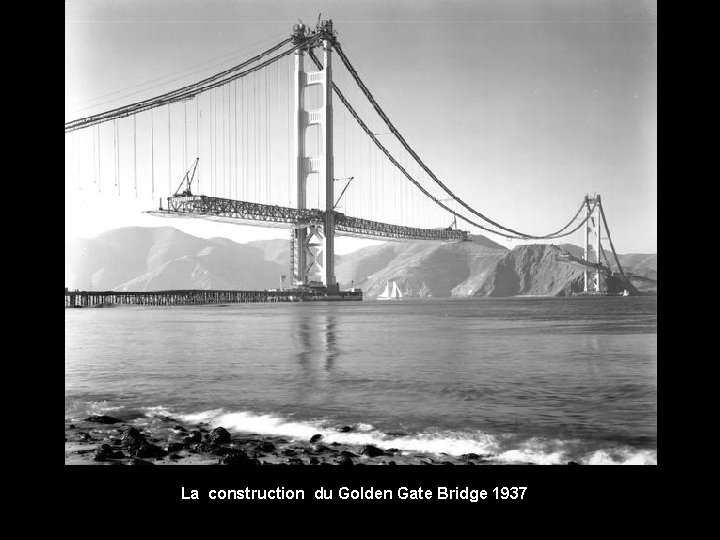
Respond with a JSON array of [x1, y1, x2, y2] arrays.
[[65, 414, 503, 466]]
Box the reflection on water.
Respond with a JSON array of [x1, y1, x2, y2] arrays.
[[294, 311, 338, 381]]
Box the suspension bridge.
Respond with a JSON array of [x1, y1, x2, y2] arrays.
[[65, 19, 630, 303]]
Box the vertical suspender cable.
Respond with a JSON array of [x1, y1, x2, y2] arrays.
[[184, 100, 188, 173], [227, 84, 231, 198], [265, 68, 270, 203], [287, 57, 291, 206], [242, 77, 246, 200], [113, 118, 119, 193], [241, 78, 245, 199], [212, 90, 215, 196], [92, 126, 96, 186], [92, 125, 97, 188], [271, 64, 282, 204], [223, 85, 226, 197], [167, 104, 171, 194], [255, 73, 259, 201], [224, 86, 226, 198], [150, 109, 155, 198], [97, 124, 101, 193], [276, 61, 280, 205], [196, 95, 200, 192], [133, 114, 137, 197], [234, 80, 238, 200]]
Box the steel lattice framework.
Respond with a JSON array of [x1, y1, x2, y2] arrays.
[[151, 195, 468, 242]]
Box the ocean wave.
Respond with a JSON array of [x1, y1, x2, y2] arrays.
[[67, 402, 656, 464], [174, 408, 657, 464], [65, 400, 126, 419], [584, 448, 657, 465], [176, 408, 500, 456]]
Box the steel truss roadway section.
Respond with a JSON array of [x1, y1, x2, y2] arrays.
[[149, 195, 468, 242]]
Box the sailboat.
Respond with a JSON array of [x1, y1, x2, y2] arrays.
[[378, 280, 403, 300]]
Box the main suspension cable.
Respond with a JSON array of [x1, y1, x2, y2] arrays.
[[333, 42, 585, 240], [65, 35, 320, 133], [309, 49, 593, 240]]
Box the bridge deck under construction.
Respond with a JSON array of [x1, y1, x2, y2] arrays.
[[148, 195, 469, 242]]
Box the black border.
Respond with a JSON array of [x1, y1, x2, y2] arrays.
[[47, 0, 670, 516]]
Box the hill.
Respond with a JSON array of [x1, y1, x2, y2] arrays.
[[65, 227, 656, 296]]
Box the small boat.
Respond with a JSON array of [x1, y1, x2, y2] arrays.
[[378, 280, 403, 300]]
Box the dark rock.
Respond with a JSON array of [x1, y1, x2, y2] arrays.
[[120, 427, 146, 449], [314, 444, 331, 453], [220, 450, 260, 466], [309, 457, 320, 465], [386, 448, 400, 454], [310, 434, 323, 443], [339, 426, 353, 433], [281, 448, 297, 456], [166, 442, 184, 453], [287, 457, 304, 465], [441, 461, 454, 465], [336, 455, 354, 466], [462, 453, 481, 460], [255, 441, 276, 453], [387, 461, 397, 465], [93, 444, 125, 461], [567, 461, 581, 466], [183, 431, 202, 446], [340, 450, 357, 458], [68, 424, 75, 429], [330, 442, 341, 446], [207, 427, 231, 444], [361, 445, 386, 458], [173, 425, 187, 432], [78, 432, 93, 441], [169, 453, 182, 460], [132, 442, 167, 459], [194, 442, 220, 454], [85, 415, 124, 424], [129, 458, 154, 465]]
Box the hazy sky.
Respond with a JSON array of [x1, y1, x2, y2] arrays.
[[65, 0, 656, 253]]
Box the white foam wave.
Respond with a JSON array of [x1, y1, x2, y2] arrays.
[[173, 407, 656, 464], [66, 400, 126, 419], [141, 406, 176, 418], [584, 448, 657, 465], [177, 408, 499, 456]]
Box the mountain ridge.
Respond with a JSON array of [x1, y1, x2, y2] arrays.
[[65, 226, 656, 297]]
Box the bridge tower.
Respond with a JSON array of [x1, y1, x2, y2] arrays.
[[583, 194, 603, 293], [291, 20, 338, 292]]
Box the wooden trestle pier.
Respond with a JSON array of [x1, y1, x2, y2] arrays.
[[65, 288, 362, 307]]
